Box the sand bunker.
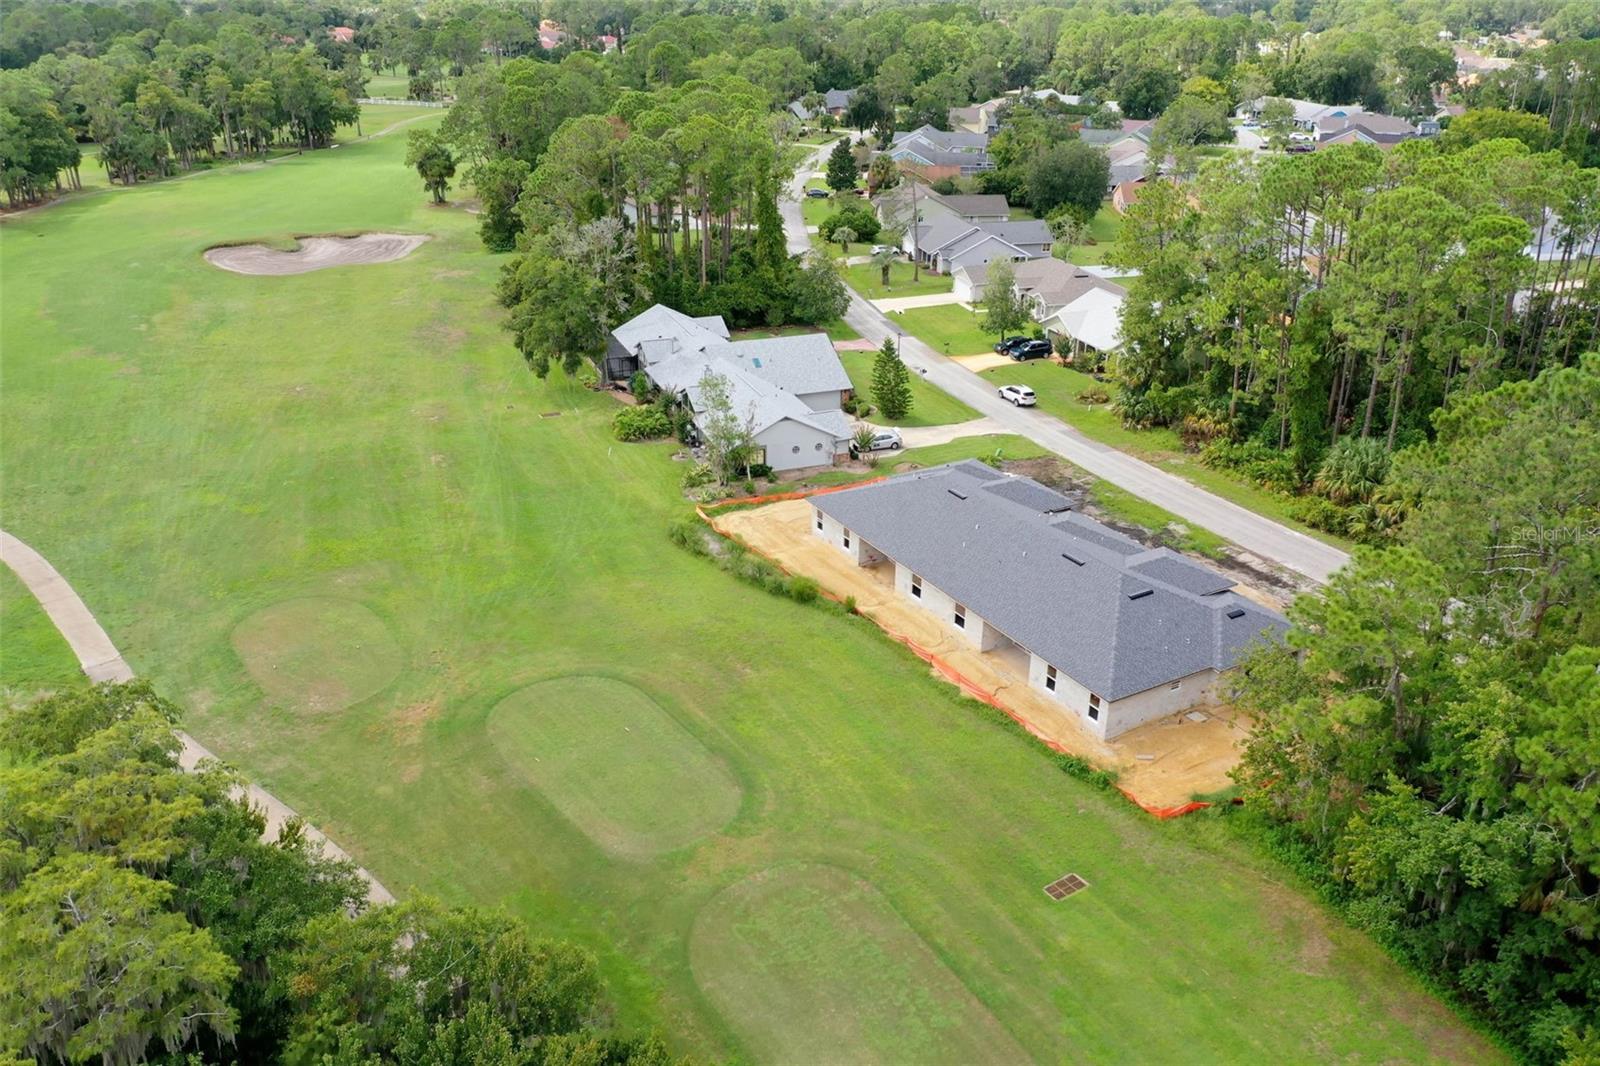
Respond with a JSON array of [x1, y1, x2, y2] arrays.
[[204, 233, 427, 275]]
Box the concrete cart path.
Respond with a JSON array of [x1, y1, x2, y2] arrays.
[[0, 529, 394, 906], [781, 148, 1349, 584]]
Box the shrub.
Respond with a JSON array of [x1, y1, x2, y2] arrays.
[[743, 479, 756, 494], [1201, 439, 1301, 494], [1177, 413, 1231, 451], [666, 516, 709, 556], [1076, 385, 1111, 405], [788, 576, 820, 603], [745, 462, 774, 479], [629, 371, 652, 402], [680, 462, 715, 489], [613, 405, 672, 441], [843, 594, 858, 614], [1287, 495, 1352, 537], [1312, 436, 1391, 504], [576, 365, 599, 389], [818, 204, 880, 244]]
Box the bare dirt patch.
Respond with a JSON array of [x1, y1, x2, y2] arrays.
[[204, 233, 428, 276]]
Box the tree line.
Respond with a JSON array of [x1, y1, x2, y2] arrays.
[[419, 52, 848, 378], [1108, 129, 1598, 542], [0, 682, 679, 1065], [2, 0, 365, 204], [1228, 355, 1599, 1065]]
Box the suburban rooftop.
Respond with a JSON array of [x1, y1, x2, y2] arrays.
[[812, 461, 1288, 699]]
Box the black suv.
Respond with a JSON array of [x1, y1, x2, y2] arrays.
[[1009, 339, 1053, 360], [993, 335, 1030, 355]]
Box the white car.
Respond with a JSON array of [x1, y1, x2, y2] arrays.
[[870, 244, 897, 256], [865, 429, 902, 451], [997, 384, 1037, 407]]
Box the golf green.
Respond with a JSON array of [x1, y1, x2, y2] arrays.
[[487, 676, 741, 859]]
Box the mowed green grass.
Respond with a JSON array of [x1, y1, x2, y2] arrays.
[[487, 675, 742, 859], [0, 568, 84, 694], [843, 259, 952, 300], [0, 118, 1498, 1064], [837, 350, 978, 427], [891, 303, 994, 356]]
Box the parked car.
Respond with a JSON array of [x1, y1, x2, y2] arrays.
[[870, 244, 897, 256], [1285, 142, 1314, 153], [805, 188, 829, 198], [1241, 119, 1259, 129], [865, 429, 903, 451], [993, 335, 1030, 354], [997, 384, 1037, 407], [1009, 339, 1052, 361]]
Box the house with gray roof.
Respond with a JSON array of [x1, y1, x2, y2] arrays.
[[788, 88, 857, 122], [604, 305, 853, 472], [889, 125, 995, 182], [810, 461, 1286, 738], [903, 215, 1053, 275]]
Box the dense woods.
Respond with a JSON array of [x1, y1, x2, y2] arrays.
[[1, 0, 361, 203], [0, 683, 676, 1065], [1230, 356, 1599, 1064], [1110, 136, 1597, 541]]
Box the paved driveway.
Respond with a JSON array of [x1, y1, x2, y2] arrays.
[[874, 292, 967, 312]]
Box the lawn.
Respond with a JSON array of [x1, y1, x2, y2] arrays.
[[0, 567, 84, 695], [0, 115, 1493, 1064], [1063, 202, 1124, 265], [889, 303, 994, 356], [976, 362, 1358, 551], [837, 350, 978, 427], [842, 259, 953, 300]]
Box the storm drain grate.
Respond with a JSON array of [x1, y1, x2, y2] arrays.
[[1044, 873, 1089, 900]]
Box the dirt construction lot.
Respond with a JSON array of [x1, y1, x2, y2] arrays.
[[204, 232, 427, 275], [711, 498, 1251, 810]]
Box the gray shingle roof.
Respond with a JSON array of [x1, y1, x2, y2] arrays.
[[812, 462, 1286, 699], [703, 334, 851, 397]]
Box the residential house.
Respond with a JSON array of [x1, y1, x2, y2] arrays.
[[1112, 177, 1146, 214], [889, 125, 995, 182], [905, 215, 1053, 275], [949, 97, 1008, 135], [603, 305, 852, 472], [873, 185, 1012, 230], [1041, 287, 1126, 359], [327, 26, 356, 44], [1242, 97, 1363, 129], [1315, 111, 1427, 147], [811, 461, 1287, 739], [789, 88, 857, 122], [951, 259, 1125, 323]]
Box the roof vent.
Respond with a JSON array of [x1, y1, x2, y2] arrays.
[[947, 489, 967, 500], [750, 357, 763, 367], [1062, 552, 1084, 566], [1226, 608, 1247, 619], [1127, 588, 1154, 601]]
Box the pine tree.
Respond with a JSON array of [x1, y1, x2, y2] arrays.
[[870, 338, 913, 420], [825, 137, 858, 193]]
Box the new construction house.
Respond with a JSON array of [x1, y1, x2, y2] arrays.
[[810, 461, 1288, 739]]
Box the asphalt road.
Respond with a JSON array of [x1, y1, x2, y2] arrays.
[[783, 146, 1350, 584]]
